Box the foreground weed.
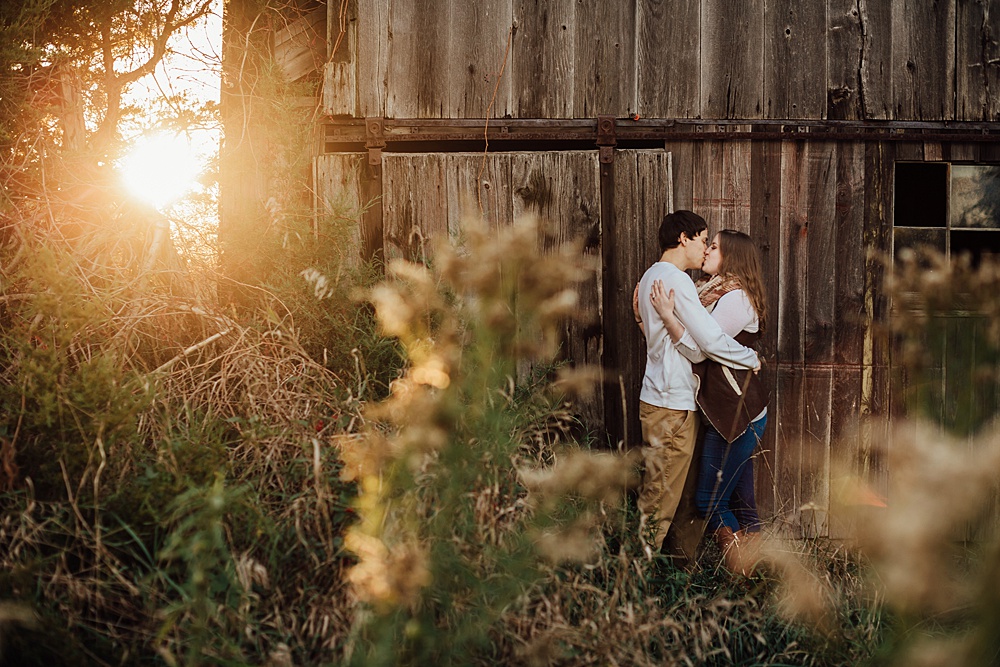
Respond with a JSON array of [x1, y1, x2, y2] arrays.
[[343, 216, 632, 666]]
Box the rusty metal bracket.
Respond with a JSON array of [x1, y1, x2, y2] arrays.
[[596, 115, 616, 164], [365, 117, 386, 175]]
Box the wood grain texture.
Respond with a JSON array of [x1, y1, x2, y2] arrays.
[[892, 0, 956, 119], [444, 153, 513, 234], [949, 142, 980, 162], [833, 141, 866, 367], [750, 136, 783, 517], [774, 140, 810, 532], [314, 153, 365, 263], [956, 0, 1000, 120], [861, 141, 894, 501], [448, 2, 515, 118], [384, 1, 449, 117], [774, 366, 805, 530], [323, 0, 357, 116], [274, 6, 327, 82], [690, 136, 752, 235], [356, 0, 389, 117], [383, 0, 514, 117], [857, 0, 893, 119], [702, 0, 764, 118], [574, 1, 637, 117], [801, 366, 833, 537], [664, 138, 695, 212], [512, 0, 576, 117], [636, 0, 701, 117], [382, 153, 448, 261], [828, 365, 862, 539], [512, 151, 604, 425], [804, 141, 837, 365], [826, 0, 863, 119], [777, 140, 809, 366], [764, 0, 827, 119]]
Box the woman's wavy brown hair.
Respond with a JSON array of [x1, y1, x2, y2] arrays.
[[717, 229, 768, 332]]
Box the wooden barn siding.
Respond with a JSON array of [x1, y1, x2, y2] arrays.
[[315, 135, 929, 534], [330, 0, 999, 121], [378, 150, 606, 427]]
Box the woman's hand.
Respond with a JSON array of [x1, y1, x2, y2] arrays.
[[650, 280, 685, 343], [649, 280, 676, 323]]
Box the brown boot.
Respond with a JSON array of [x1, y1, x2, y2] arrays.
[[714, 527, 746, 575], [733, 529, 763, 576]]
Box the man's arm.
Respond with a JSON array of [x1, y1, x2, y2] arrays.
[[670, 279, 758, 370]]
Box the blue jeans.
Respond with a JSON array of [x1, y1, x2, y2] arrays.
[[695, 415, 767, 533]]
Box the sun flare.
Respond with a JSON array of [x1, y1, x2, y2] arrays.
[[119, 132, 202, 208]]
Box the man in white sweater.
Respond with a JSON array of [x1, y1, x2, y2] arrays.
[[634, 210, 759, 554]]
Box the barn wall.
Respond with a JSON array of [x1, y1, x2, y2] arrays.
[[328, 0, 1000, 122], [313, 135, 930, 535]]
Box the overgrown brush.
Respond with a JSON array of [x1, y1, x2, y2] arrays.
[[0, 106, 384, 661]]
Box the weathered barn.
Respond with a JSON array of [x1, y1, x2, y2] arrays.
[[223, 0, 1000, 537]]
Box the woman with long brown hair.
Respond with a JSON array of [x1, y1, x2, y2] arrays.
[[648, 229, 768, 574]]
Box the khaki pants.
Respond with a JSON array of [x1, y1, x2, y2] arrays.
[[637, 401, 700, 551]]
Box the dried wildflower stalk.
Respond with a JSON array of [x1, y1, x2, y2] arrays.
[[343, 215, 634, 663]]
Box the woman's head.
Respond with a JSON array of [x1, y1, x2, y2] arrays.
[[706, 230, 768, 329]]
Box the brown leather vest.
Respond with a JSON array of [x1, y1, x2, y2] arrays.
[[691, 329, 768, 443]]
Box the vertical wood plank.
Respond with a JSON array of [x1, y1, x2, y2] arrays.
[[894, 140, 924, 161], [574, 1, 637, 117], [774, 366, 805, 530], [829, 366, 863, 538], [981, 143, 1000, 166], [721, 139, 753, 233], [826, 0, 863, 119], [949, 143, 980, 162], [382, 154, 448, 261], [764, 0, 828, 119], [956, 0, 1000, 121], [691, 136, 752, 235], [774, 140, 809, 530], [448, 2, 515, 118], [323, 0, 357, 116], [778, 140, 809, 367], [856, 0, 893, 119], [314, 153, 365, 263], [356, 0, 390, 117], [512, 0, 577, 118], [802, 142, 838, 536], [444, 153, 514, 235], [833, 141, 866, 368], [664, 138, 695, 212], [923, 140, 944, 162], [829, 139, 866, 538], [861, 141, 895, 502], [802, 366, 833, 537], [702, 0, 765, 118], [892, 0, 956, 120], [691, 137, 725, 232], [384, 1, 449, 117], [804, 142, 838, 366], [750, 136, 783, 518], [511, 154, 603, 425], [636, 0, 701, 117]]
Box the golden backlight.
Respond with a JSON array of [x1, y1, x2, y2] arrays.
[[119, 132, 202, 208]]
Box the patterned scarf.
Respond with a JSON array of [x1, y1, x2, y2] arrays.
[[696, 274, 743, 312]]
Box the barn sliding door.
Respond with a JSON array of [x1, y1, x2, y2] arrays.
[[381, 150, 605, 429], [314, 149, 678, 441]]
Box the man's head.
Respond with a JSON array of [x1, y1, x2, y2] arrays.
[[658, 210, 708, 270]]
